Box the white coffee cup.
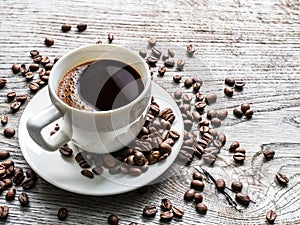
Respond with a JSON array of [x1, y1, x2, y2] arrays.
[[27, 44, 152, 153]]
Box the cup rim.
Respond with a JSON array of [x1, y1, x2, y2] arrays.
[[49, 44, 151, 115]]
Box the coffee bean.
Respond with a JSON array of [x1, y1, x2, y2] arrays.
[[92, 167, 103, 175], [108, 33, 114, 44], [235, 193, 250, 206], [215, 178, 226, 192], [194, 193, 203, 203], [241, 103, 250, 114], [3, 127, 15, 138], [217, 110, 228, 120], [205, 93, 217, 105], [0, 150, 10, 160], [59, 145, 73, 157], [208, 128, 218, 137], [107, 214, 118, 225], [234, 81, 245, 89], [162, 53, 169, 61], [29, 82, 40, 92], [151, 46, 162, 58], [224, 77, 235, 86], [20, 64, 28, 75], [160, 211, 173, 221], [193, 172, 203, 181], [191, 180, 204, 191], [245, 109, 254, 119], [233, 152, 245, 163], [263, 149, 275, 160], [173, 90, 182, 100], [276, 173, 289, 185], [18, 192, 29, 206], [184, 78, 193, 88], [44, 37, 54, 47], [57, 207, 68, 221], [77, 23, 87, 32], [25, 72, 34, 81], [173, 75, 182, 83], [169, 130, 180, 140], [194, 102, 206, 112], [146, 56, 158, 66], [0, 205, 9, 220], [29, 63, 39, 72], [0, 79, 7, 88], [195, 203, 207, 214], [177, 59, 185, 70], [184, 189, 196, 201], [11, 64, 20, 74], [164, 59, 175, 67], [0, 181, 5, 192], [33, 55, 42, 64], [26, 168, 37, 181], [233, 108, 243, 118], [1, 115, 8, 126], [139, 49, 147, 58], [13, 172, 25, 185], [16, 94, 27, 104], [217, 133, 227, 146], [224, 87, 234, 97], [159, 142, 172, 155], [5, 188, 16, 201], [211, 118, 222, 128], [231, 181, 243, 192], [193, 82, 201, 92], [129, 223, 137, 225], [2, 159, 14, 168], [172, 205, 184, 218], [0, 166, 5, 177], [129, 167, 142, 176], [40, 56, 50, 66], [148, 37, 156, 46], [203, 153, 217, 165], [44, 63, 53, 71], [161, 198, 172, 211], [182, 94, 192, 103], [143, 205, 157, 217], [158, 66, 166, 76], [21, 178, 35, 190], [81, 169, 94, 179], [266, 210, 277, 224], [229, 141, 240, 152], [2, 179, 12, 188], [6, 92, 15, 102], [30, 50, 39, 58], [187, 43, 195, 55], [61, 23, 71, 32]]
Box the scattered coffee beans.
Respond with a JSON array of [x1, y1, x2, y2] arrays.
[[235, 193, 250, 206], [143, 205, 157, 217], [18, 192, 29, 206], [195, 203, 207, 214], [108, 214, 119, 225], [224, 77, 235, 86], [233, 108, 243, 118], [215, 179, 226, 192], [57, 207, 68, 220], [11, 64, 20, 74], [231, 181, 243, 192], [263, 149, 275, 160], [148, 37, 156, 46], [5, 188, 16, 201], [266, 210, 277, 224], [160, 211, 173, 221], [44, 37, 54, 47], [161, 198, 172, 211], [139, 49, 147, 58], [193, 193, 203, 203], [276, 173, 289, 185], [224, 87, 234, 97], [0, 79, 7, 88], [173, 75, 182, 83], [61, 23, 71, 32], [77, 23, 87, 32], [0, 205, 9, 220], [3, 127, 15, 138], [184, 189, 196, 201]]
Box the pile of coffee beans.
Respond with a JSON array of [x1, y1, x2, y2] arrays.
[[224, 77, 245, 97], [233, 103, 254, 119], [228, 141, 246, 164]]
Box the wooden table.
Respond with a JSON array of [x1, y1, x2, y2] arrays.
[[0, 0, 299, 224]]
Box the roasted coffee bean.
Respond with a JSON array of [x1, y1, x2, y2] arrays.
[[2, 178, 12, 188], [0, 150, 10, 160], [184, 78, 193, 88], [1, 115, 8, 126], [159, 142, 172, 155], [217, 110, 228, 120], [26, 168, 37, 181], [16, 94, 27, 104], [18, 192, 29, 206], [164, 59, 175, 67], [211, 118, 222, 128], [202, 153, 216, 165], [195, 203, 207, 214], [233, 152, 245, 163], [148, 37, 156, 46], [139, 49, 147, 58], [217, 133, 226, 146], [5, 188, 16, 201], [0, 78, 7, 88], [172, 205, 184, 218], [224, 77, 235, 86], [192, 111, 202, 122], [61, 23, 71, 32], [187, 43, 195, 55], [81, 169, 94, 179], [180, 104, 191, 113], [184, 189, 196, 201], [196, 139, 208, 149], [229, 141, 240, 152], [245, 109, 254, 119], [0, 205, 9, 219], [233, 108, 243, 118], [44, 63, 53, 71], [266, 210, 277, 224], [202, 133, 213, 144], [29, 63, 39, 72], [160, 211, 173, 221], [205, 93, 217, 105], [6, 92, 16, 101], [177, 59, 185, 70], [3, 127, 15, 138], [215, 179, 226, 192], [231, 181, 243, 192], [235, 193, 250, 206], [21, 178, 35, 190], [195, 92, 204, 102], [11, 64, 20, 74], [263, 149, 275, 160], [276, 173, 289, 185], [167, 49, 175, 58], [193, 172, 203, 181], [20, 64, 28, 75], [134, 151, 146, 166], [174, 90, 182, 100], [234, 81, 245, 89], [224, 87, 234, 97], [194, 101, 206, 112], [41, 56, 50, 66], [107, 214, 118, 225], [30, 50, 39, 58], [162, 53, 169, 61], [44, 37, 54, 47], [77, 23, 87, 32], [0, 165, 5, 178], [158, 66, 166, 76], [92, 167, 103, 175], [33, 55, 42, 64], [29, 82, 40, 92], [193, 77, 203, 85], [193, 82, 201, 92], [235, 147, 246, 154], [206, 109, 217, 120], [208, 128, 218, 137], [191, 180, 204, 191], [25, 72, 34, 81], [0, 181, 5, 192], [129, 223, 137, 225], [57, 207, 68, 220], [241, 103, 250, 114], [182, 94, 192, 103], [59, 145, 73, 157], [129, 167, 142, 176], [107, 33, 114, 44], [194, 193, 203, 203], [143, 205, 157, 217], [173, 75, 182, 83], [169, 130, 180, 140], [184, 120, 193, 131], [10, 101, 21, 113], [146, 56, 158, 66], [161, 198, 172, 211], [151, 46, 162, 58]]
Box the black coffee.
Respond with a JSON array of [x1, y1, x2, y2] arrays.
[[57, 59, 144, 111]]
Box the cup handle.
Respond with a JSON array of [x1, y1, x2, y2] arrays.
[[26, 104, 70, 151]]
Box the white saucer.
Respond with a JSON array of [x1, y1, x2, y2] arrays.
[[19, 82, 184, 196]]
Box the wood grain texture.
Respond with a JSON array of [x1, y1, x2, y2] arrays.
[[0, 0, 300, 224]]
